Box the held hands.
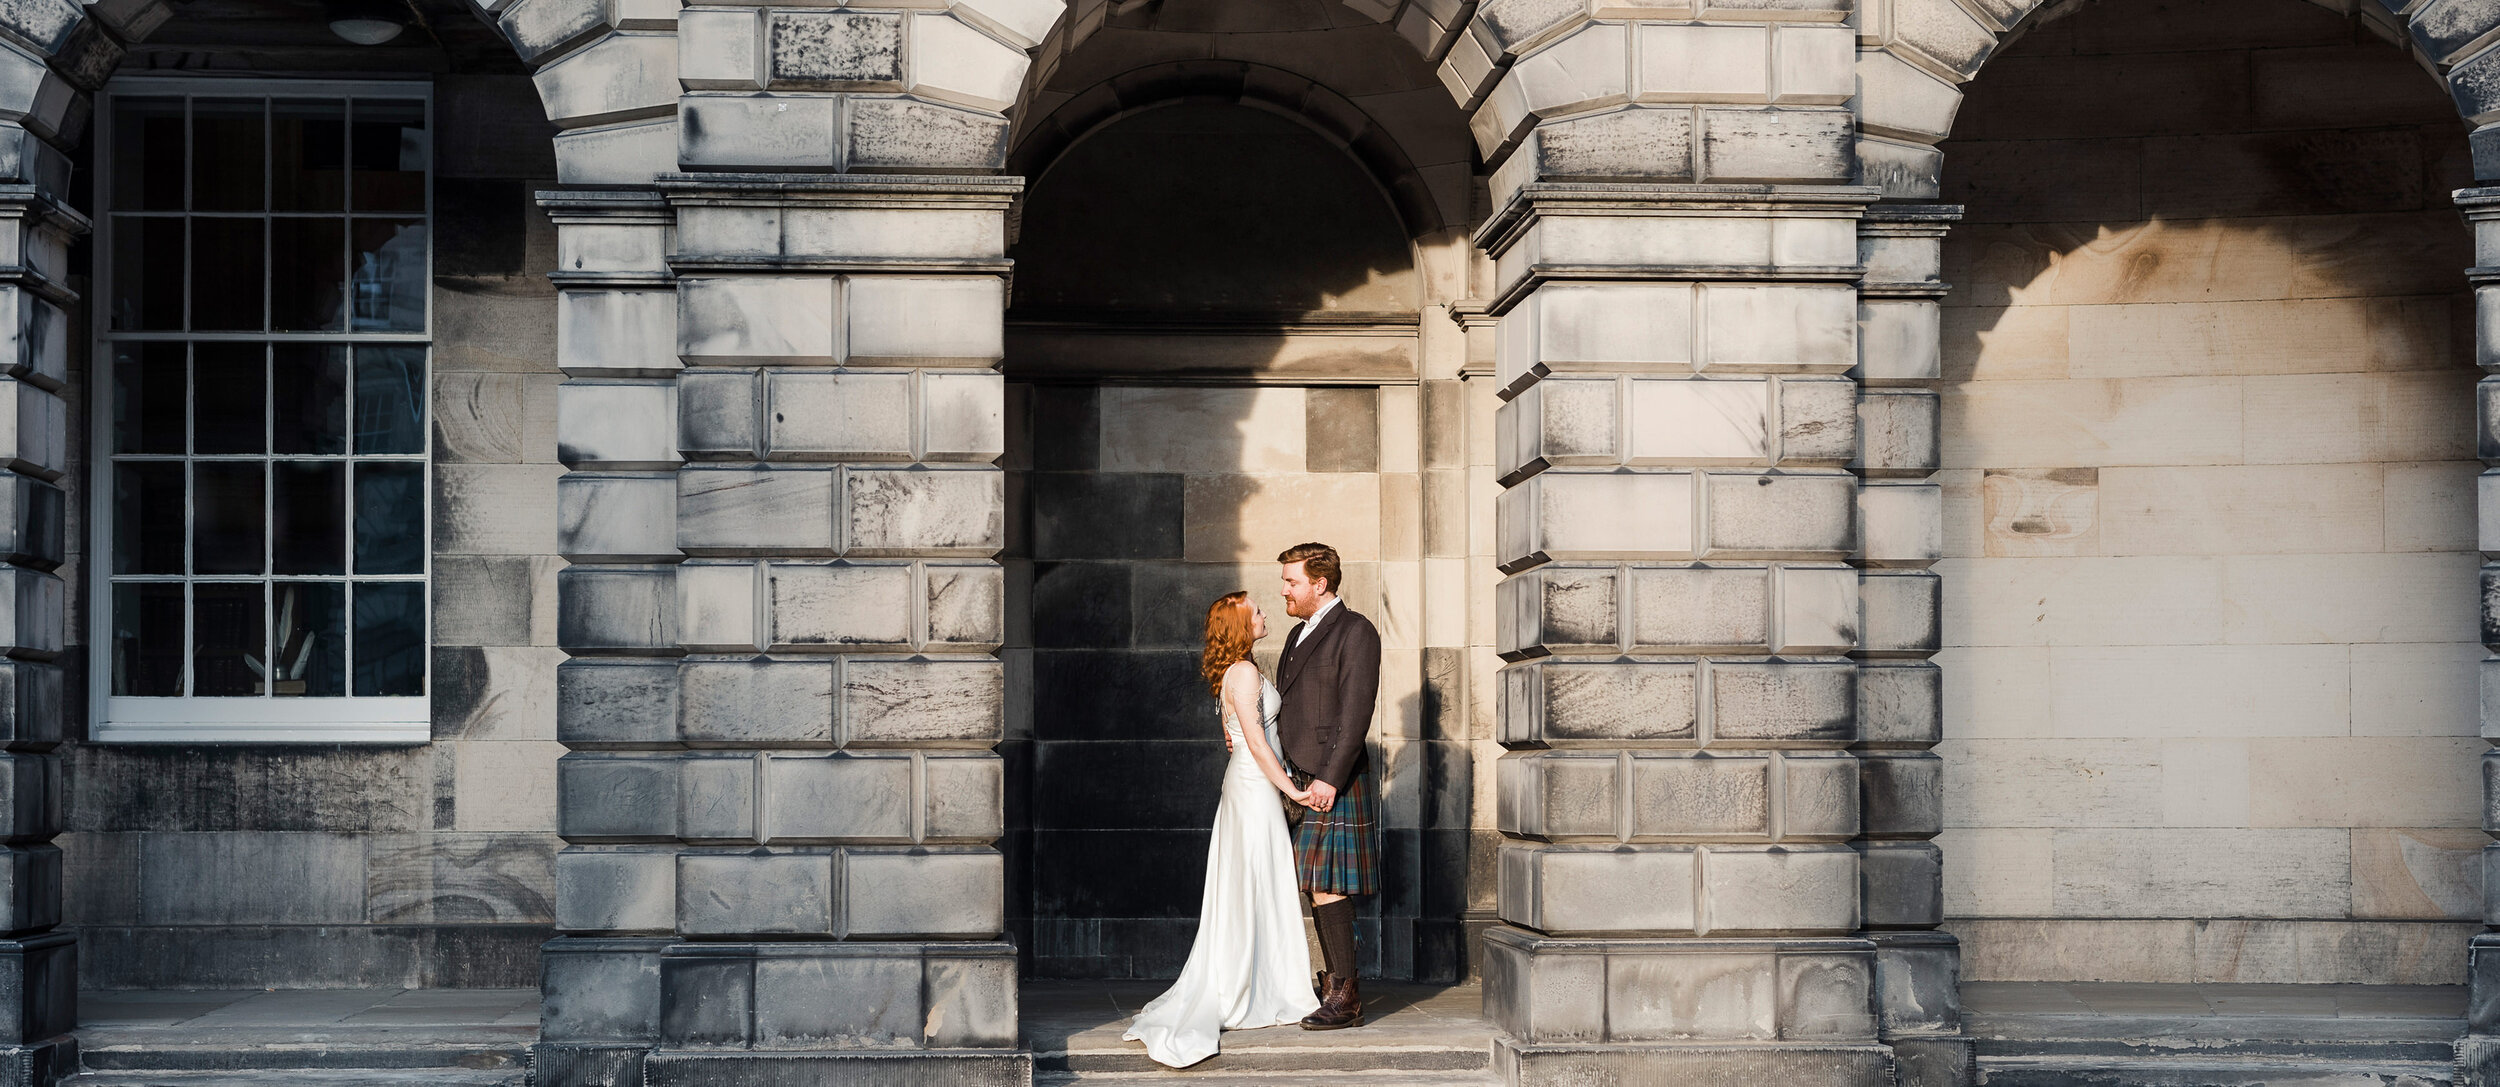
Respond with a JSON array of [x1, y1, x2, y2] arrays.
[[1306, 778, 1338, 813]]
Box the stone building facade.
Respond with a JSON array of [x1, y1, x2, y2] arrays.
[[0, 0, 2484, 1084]]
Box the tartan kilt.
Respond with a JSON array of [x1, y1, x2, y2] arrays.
[[1287, 766, 1378, 896]]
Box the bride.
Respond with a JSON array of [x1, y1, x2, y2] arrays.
[[1123, 591, 1321, 1067]]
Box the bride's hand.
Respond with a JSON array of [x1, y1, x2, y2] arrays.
[[1287, 787, 1312, 805]]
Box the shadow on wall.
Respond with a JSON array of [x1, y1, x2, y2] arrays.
[[1932, 0, 2489, 984], [996, 78, 1463, 979]]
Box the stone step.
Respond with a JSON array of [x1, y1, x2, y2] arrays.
[[76, 1038, 530, 1072], [62, 1071, 526, 1087], [1976, 1054, 2454, 1087], [1043, 1039, 1495, 1076]]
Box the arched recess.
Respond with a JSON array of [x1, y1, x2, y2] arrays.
[[1854, 0, 2500, 197]]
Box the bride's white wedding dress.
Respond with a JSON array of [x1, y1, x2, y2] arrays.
[[1123, 674, 1318, 1067]]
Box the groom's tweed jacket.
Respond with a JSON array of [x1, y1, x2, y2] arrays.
[[1275, 603, 1382, 791]]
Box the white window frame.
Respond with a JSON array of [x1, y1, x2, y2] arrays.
[[89, 77, 435, 744]]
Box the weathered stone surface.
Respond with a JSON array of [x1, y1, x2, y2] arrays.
[[558, 381, 678, 469], [559, 473, 679, 562], [554, 849, 675, 933], [681, 659, 836, 746], [845, 96, 1012, 171], [844, 468, 1004, 557], [558, 566, 679, 653], [1702, 471, 1855, 558], [558, 659, 679, 748], [677, 852, 836, 935], [678, 468, 838, 556], [1500, 660, 1699, 745], [768, 562, 912, 649]]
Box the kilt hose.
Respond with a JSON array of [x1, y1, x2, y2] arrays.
[[1285, 765, 1378, 897]]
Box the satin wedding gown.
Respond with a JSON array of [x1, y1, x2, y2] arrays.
[[1123, 675, 1318, 1067]]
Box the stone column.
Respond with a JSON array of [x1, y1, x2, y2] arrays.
[[2460, 187, 2500, 1085], [1853, 205, 1969, 1087], [0, 185, 76, 1087], [1484, 184, 1887, 1086], [538, 177, 1024, 1087]]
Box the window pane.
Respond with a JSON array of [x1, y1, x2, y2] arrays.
[[272, 99, 346, 212], [270, 217, 345, 332], [192, 342, 265, 454], [190, 218, 265, 332], [112, 343, 186, 455], [193, 462, 265, 575], [273, 344, 347, 454], [191, 98, 265, 212], [113, 463, 183, 575], [349, 219, 424, 332], [110, 216, 184, 331], [111, 97, 185, 212], [350, 99, 425, 213], [354, 345, 424, 453], [111, 583, 184, 696], [352, 462, 422, 575], [353, 581, 422, 696], [273, 461, 345, 575], [273, 581, 344, 697], [193, 583, 265, 696]]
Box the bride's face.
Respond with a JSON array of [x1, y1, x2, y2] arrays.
[[1249, 604, 1268, 640]]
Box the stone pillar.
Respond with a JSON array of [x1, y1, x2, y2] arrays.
[[1483, 185, 1887, 1086], [1853, 205, 1970, 1087], [538, 177, 1025, 1087], [0, 186, 76, 1087], [2460, 187, 2500, 1085]]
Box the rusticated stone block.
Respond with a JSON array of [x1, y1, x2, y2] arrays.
[[0, 475, 57, 570], [558, 659, 680, 748], [497, 0, 610, 65], [1775, 565, 1858, 655], [1635, 565, 1772, 652], [679, 276, 838, 362], [1499, 750, 1857, 843], [922, 371, 1005, 462], [844, 277, 1004, 362], [1781, 377, 1859, 465], [1701, 106, 1854, 183], [1702, 471, 1854, 558], [1870, 930, 1963, 1034], [1500, 660, 1699, 745], [760, 753, 914, 842], [845, 96, 1012, 171], [843, 468, 1003, 557], [907, 11, 1027, 113], [558, 473, 679, 562], [0, 565, 56, 660], [923, 754, 1004, 841], [533, 30, 676, 128], [557, 565, 678, 653], [1855, 661, 1940, 749], [559, 290, 679, 377], [1861, 842, 1944, 929], [924, 564, 1005, 650], [679, 563, 761, 651], [679, 754, 757, 842], [1859, 299, 1941, 383], [1500, 842, 1696, 934], [767, 371, 912, 461], [1497, 565, 1620, 657], [1497, 378, 1615, 483], [1701, 845, 1860, 934], [1857, 482, 1943, 568], [1860, 752, 1943, 837], [680, 659, 835, 746], [1495, 283, 1695, 396], [0, 843, 57, 934], [1858, 389, 1940, 477], [769, 11, 901, 85], [558, 381, 678, 470], [1710, 660, 1854, 744], [767, 562, 912, 649], [677, 852, 836, 935], [555, 848, 676, 933], [679, 8, 762, 89], [1781, 752, 1861, 840], [751, 946, 915, 1047], [679, 93, 839, 171], [558, 754, 679, 841], [843, 848, 1004, 937], [676, 370, 758, 459], [0, 753, 52, 843], [1858, 570, 1941, 657], [0, 660, 56, 749], [1497, 469, 1696, 571], [840, 657, 1004, 747], [678, 468, 838, 556], [540, 937, 666, 1044]]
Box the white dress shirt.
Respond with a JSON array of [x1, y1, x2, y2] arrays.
[[1290, 596, 1341, 652]]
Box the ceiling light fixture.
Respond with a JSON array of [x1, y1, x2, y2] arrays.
[[325, 0, 408, 45]]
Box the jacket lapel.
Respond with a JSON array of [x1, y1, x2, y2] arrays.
[[1278, 607, 1344, 693]]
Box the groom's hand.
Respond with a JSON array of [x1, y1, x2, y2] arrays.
[[1307, 779, 1338, 812]]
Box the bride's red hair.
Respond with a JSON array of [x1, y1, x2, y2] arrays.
[[1201, 591, 1255, 698]]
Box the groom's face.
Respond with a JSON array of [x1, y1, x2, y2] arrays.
[[1281, 561, 1324, 619]]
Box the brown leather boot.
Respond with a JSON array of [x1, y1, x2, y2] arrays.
[[1312, 971, 1329, 1000], [1300, 973, 1363, 1030]]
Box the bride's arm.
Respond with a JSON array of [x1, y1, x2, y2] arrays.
[[1224, 663, 1306, 801]]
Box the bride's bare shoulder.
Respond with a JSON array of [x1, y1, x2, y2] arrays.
[[1221, 659, 1261, 687]]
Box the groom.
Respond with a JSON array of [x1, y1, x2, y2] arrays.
[[1274, 542, 1381, 1030]]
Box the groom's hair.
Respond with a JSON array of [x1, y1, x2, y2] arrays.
[[1277, 542, 1342, 596]]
